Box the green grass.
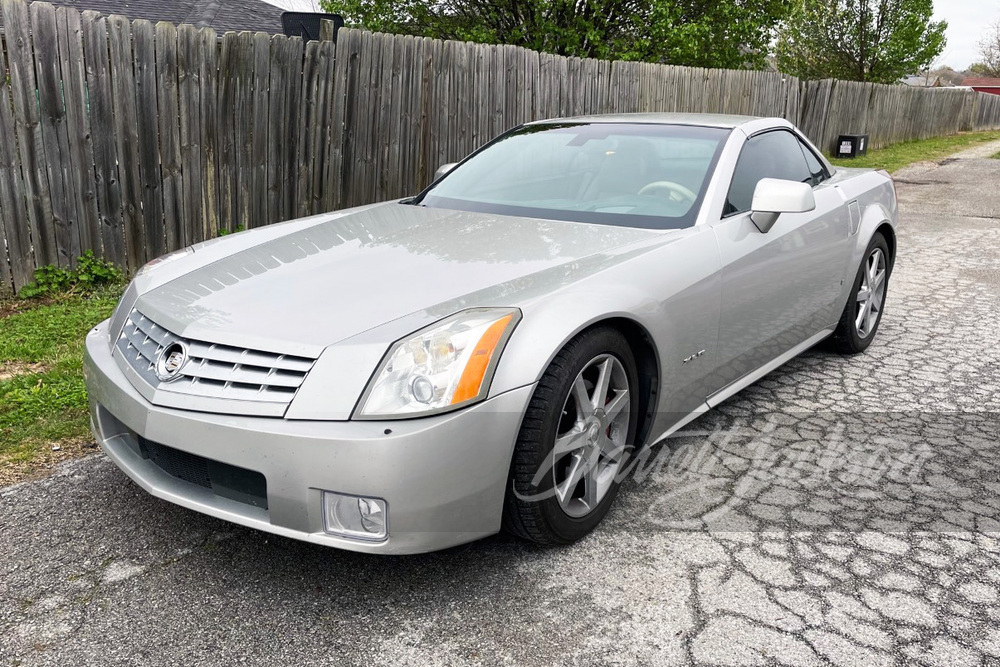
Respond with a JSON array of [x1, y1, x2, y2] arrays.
[[828, 130, 1000, 173], [0, 285, 122, 476]]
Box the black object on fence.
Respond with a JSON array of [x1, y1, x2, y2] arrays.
[[281, 12, 343, 42]]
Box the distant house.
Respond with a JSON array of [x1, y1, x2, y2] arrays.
[[0, 0, 285, 34], [963, 78, 1000, 96], [902, 75, 944, 87]]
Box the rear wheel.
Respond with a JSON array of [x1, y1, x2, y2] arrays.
[[830, 233, 890, 354], [503, 327, 639, 545]]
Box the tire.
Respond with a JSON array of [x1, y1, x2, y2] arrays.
[[502, 327, 640, 545], [829, 233, 891, 354]]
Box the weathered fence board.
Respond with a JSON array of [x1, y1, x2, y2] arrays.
[[3, 0, 57, 269], [0, 30, 29, 289], [156, 22, 184, 250], [32, 2, 79, 267], [3, 0, 1000, 292], [198, 26, 219, 243], [108, 14, 146, 270], [216, 32, 236, 234], [266, 34, 290, 223], [133, 19, 164, 260], [279, 36, 304, 219], [177, 23, 202, 247], [296, 39, 320, 219], [250, 32, 270, 230], [56, 6, 101, 260], [81, 11, 125, 267], [233, 32, 254, 230], [24, 5, 64, 268]]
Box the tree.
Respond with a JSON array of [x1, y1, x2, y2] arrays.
[[320, 0, 791, 70], [775, 0, 947, 84], [625, 0, 793, 69], [976, 22, 1000, 77]]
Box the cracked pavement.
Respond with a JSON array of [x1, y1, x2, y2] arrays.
[[3, 144, 1000, 666]]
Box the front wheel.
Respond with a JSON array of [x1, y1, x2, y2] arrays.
[[829, 233, 891, 354], [502, 327, 639, 545]]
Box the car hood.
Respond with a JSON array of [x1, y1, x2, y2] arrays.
[[134, 203, 659, 356]]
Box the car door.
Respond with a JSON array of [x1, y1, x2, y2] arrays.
[[709, 129, 850, 391]]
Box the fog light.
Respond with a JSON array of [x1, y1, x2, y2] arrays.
[[322, 491, 388, 541]]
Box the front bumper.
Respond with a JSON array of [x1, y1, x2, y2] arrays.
[[84, 320, 534, 554]]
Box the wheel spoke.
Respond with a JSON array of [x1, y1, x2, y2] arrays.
[[556, 453, 586, 506], [855, 300, 869, 332], [872, 268, 886, 291], [582, 459, 601, 509], [871, 287, 884, 311], [856, 288, 870, 303], [867, 305, 879, 333], [599, 433, 626, 461], [592, 358, 613, 410], [572, 375, 592, 418], [604, 389, 629, 421]]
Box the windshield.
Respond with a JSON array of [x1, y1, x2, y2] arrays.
[[414, 122, 730, 229]]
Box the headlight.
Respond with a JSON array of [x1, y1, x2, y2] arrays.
[[355, 308, 521, 419], [108, 278, 140, 348]]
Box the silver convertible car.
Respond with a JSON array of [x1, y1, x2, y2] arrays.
[[84, 113, 897, 553]]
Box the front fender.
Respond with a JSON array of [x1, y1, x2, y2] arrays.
[[837, 175, 897, 312], [489, 285, 663, 398], [847, 202, 896, 285], [858, 202, 895, 254], [489, 225, 723, 426]]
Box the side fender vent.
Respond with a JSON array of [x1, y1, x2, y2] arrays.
[[848, 200, 861, 236]]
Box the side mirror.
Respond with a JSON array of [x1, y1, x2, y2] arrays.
[[434, 162, 457, 181], [749, 178, 816, 233]]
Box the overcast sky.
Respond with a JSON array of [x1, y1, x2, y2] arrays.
[[261, 0, 996, 71], [934, 0, 998, 70]]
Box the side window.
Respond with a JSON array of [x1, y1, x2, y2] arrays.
[[798, 139, 828, 186], [725, 131, 813, 216]]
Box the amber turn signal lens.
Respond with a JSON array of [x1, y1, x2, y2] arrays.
[[451, 313, 515, 404]]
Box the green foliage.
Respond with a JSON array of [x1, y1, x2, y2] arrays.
[[970, 63, 999, 77], [321, 0, 792, 69], [0, 286, 121, 362], [0, 287, 121, 466], [18, 251, 124, 299], [217, 224, 246, 237], [775, 0, 946, 84], [0, 362, 93, 463], [624, 0, 792, 69]]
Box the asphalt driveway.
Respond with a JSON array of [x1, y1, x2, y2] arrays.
[[3, 145, 1000, 666]]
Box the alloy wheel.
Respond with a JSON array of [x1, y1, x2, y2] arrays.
[[551, 354, 631, 518]]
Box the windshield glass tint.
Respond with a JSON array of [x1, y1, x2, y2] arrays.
[[416, 123, 730, 229]]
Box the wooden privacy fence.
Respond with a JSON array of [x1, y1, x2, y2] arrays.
[[3, 0, 1000, 292]]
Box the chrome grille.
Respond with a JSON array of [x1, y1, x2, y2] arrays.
[[115, 309, 315, 416]]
